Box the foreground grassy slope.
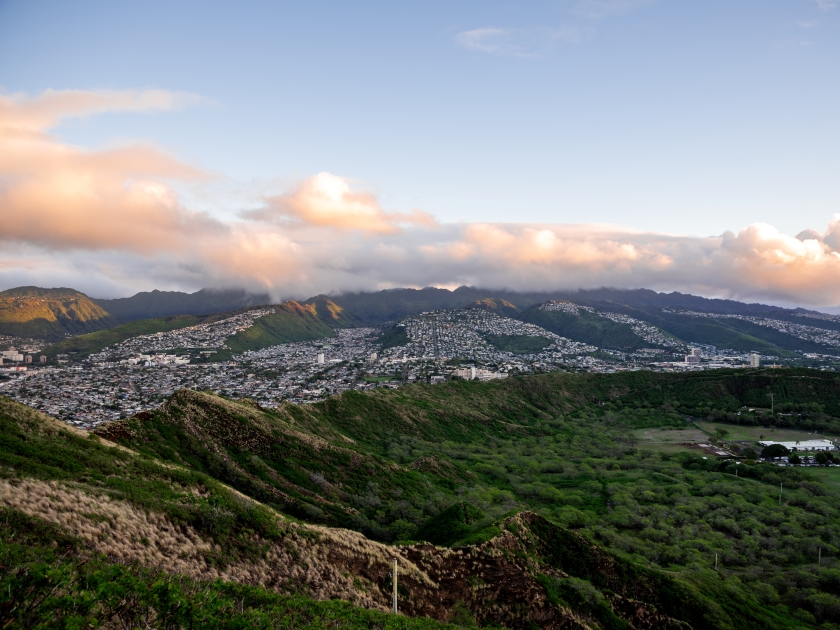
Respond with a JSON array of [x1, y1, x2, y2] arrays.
[[2, 393, 739, 629], [96, 368, 840, 627]]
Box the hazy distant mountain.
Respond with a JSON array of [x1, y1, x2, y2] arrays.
[[95, 288, 271, 321]]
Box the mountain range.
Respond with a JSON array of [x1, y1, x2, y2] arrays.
[[1, 285, 838, 359]]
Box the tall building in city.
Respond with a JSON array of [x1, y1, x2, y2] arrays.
[[749, 352, 760, 368], [317, 353, 325, 365], [684, 348, 701, 364]]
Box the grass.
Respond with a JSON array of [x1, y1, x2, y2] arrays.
[[801, 467, 840, 492], [694, 421, 832, 443], [484, 334, 551, 354], [224, 303, 334, 352]]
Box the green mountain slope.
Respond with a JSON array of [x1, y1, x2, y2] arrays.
[[1, 392, 740, 629], [520, 303, 653, 349], [91, 368, 840, 627], [636, 311, 825, 355], [0, 286, 117, 340], [40, 313, 227, 358], [224, 301, 335, 353]]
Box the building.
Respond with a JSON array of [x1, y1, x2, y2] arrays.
[[317, 353, 325, 365], [759, 439, 835, 452], [685, 348, 701, 364], [749, 352, 760, 368], [1, 348, 24, 362], [429, 375, 446, 384], [451, 367, 508, 381], [24, 355, 32, 364], [39, 356, 46, 364]]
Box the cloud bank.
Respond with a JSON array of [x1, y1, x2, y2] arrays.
[[2, 88, 840, 307]]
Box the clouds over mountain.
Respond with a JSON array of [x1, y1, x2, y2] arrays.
[[2, 88, 840, 306]]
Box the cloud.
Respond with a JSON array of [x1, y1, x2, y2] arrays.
[[0, 89, 220, 254], [455, 27, 582, 57], [244, 172, 437, 234], [0, 88, 204, 133], [814, 0, 836, 11], [4, 88, 840, 307], [571, 0, 655, 19]]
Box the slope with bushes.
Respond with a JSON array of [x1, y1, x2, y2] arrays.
[[1, 391, 740, 629]]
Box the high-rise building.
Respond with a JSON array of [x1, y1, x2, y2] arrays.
[[749, 352, 760, 368], [24, 355, 32, 364], [685, 348, 701, 364], [317, 353, 325, 365], [40, 356, 47, 364]]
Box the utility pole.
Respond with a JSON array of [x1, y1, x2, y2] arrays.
[[779, 482, 783, 506], [392, 557, 398, 614]]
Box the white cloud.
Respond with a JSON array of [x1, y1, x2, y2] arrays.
[[4, 88, 840, 307], [455, 26, 582, 57], [814, 0, 836, 11]]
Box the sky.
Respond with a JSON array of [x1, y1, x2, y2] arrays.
[[0, 0, 839, 306]]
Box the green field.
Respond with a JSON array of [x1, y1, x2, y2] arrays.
[[801, 466, 840, 492], [695, 420, 835, 443]]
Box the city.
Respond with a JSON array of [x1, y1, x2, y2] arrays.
[[0, 302, 823, 430]]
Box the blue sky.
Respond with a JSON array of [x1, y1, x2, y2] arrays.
[[2, 0, 838, 235], [1, 1, 839, 303]]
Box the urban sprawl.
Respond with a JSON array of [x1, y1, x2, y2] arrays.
[[1, 302, 838, 430]]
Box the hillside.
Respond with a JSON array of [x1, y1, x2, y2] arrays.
[[86, 368, 840, 627], [0, 391, 740, 629], [224, 301, 337, 354], [39, 313, 227, 358], [520, 303, 653, 350], [0, 286, 117, 340]]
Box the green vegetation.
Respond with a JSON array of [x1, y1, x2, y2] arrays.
[[484, 334, 551, 354], [0, 287, 116, 340], [224, 302, 335, 352], [41, 314, 219, 358], [520, 306, 652, 350], [377, 325, 409, 349], [10, 367, 840, 626], [0, 508, 454, 630]]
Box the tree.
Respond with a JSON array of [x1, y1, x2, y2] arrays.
[[715, 428, 730, 439], [741, 447, 758, 460], [816, 452, 830, 466], [761, 444, 790, 460], [789, 454, 801, 465]]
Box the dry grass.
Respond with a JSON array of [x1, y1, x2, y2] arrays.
[[0, 476, 434, 610]]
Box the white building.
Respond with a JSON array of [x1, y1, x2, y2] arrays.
[[749, 352, 760, 368], [759, 439, 835, 452], [317, 353, 325, 365], [1, 348, 24, 362], [451, 366, 508, 381]]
